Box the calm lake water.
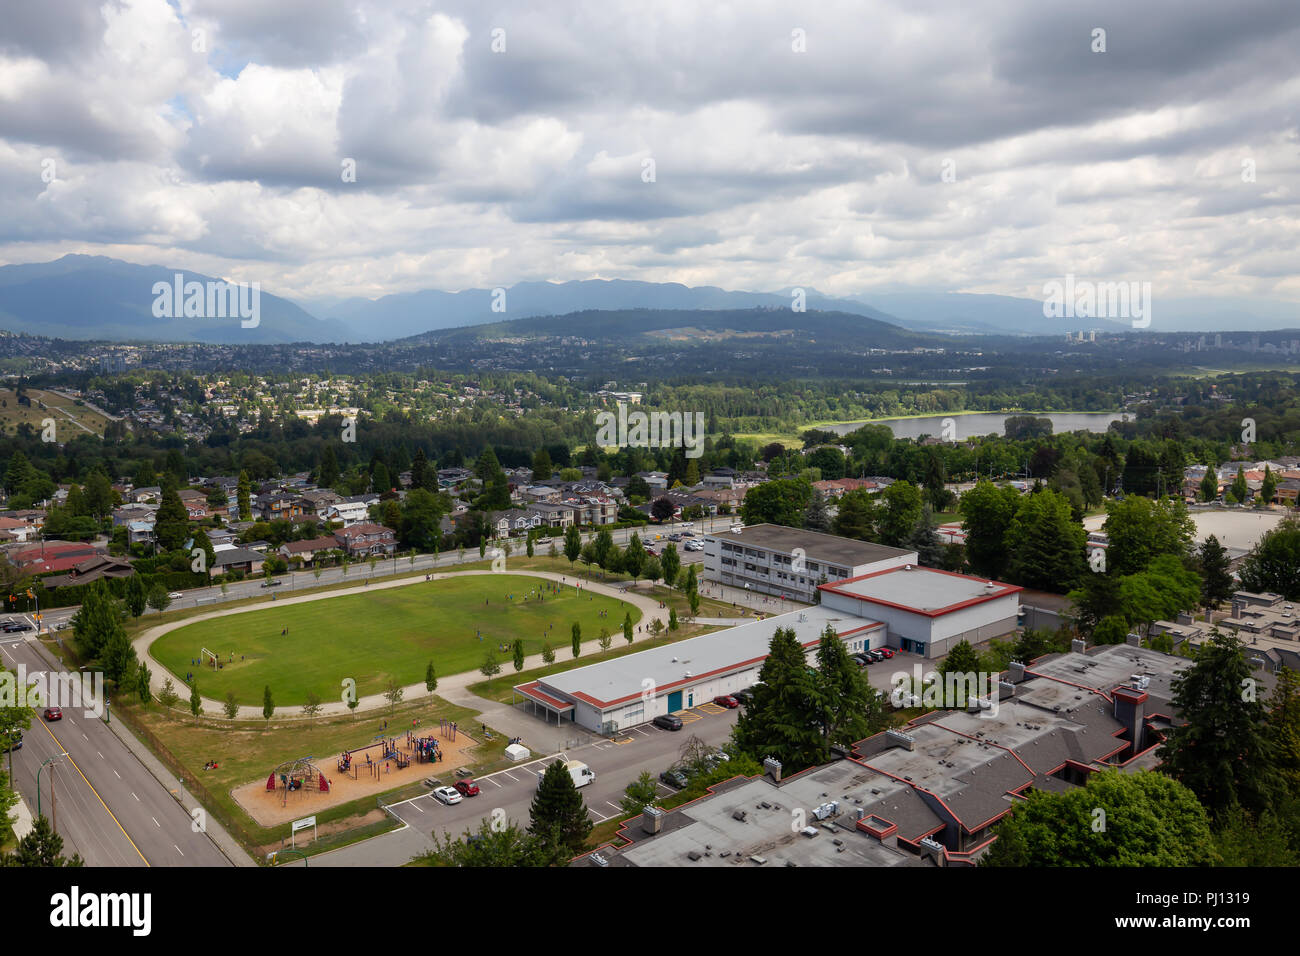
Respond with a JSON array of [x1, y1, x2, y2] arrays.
[[826, 412, 1127, 440]]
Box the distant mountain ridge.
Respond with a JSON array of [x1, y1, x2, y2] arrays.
[[1, 255, 1296, 344]]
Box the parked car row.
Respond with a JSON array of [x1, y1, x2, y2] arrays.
[[851, 648, 895, 666]]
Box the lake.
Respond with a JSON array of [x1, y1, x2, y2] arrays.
[[825, 411, 1128, 441]]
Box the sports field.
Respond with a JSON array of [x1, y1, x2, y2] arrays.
[[150, 574, 640, 706]]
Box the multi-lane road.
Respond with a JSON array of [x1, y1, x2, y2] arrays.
[[0, 635, 231, 867]]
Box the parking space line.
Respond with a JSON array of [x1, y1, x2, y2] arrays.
[[605, 801, 621, 812], [486, 777, 502, 788], [500, 771, 518, 782]]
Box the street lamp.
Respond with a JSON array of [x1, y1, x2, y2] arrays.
[[37, 752, 68, 830]]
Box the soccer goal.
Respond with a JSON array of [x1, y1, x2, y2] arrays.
[[200, 647, 221, 668]]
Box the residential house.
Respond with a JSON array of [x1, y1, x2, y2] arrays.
[[279, 536, 343, 565], [333, 523, 397, 557]]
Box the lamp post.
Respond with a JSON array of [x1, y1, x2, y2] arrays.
[[37, 752, 67, 831]]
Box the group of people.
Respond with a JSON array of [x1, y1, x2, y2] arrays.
[[203, 760, 220, 771]]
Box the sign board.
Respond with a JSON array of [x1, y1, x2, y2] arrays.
[[290, 815, 316, 848]]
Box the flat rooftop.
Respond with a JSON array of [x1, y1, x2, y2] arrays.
[[1028, 644, 1187, 707], [611, 776, 924, 868], [821, 565, 1021, 616], [705, 524, 915, 568], [532, 605, 882, 709]]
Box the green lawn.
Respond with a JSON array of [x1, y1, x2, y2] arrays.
[[151, 574, 640, 705]]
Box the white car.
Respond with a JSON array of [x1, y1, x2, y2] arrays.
[[168, 592, 183, 600], [685, 540, 703, 552], [432, 786, 462, 805]]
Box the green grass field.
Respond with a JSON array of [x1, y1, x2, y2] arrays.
[[151, 574, 640, 705]]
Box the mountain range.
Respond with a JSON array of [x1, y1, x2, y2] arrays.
[[0, 255, 1295, 345]]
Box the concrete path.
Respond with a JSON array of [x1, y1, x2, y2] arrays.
[[134, 568, 674, 721]]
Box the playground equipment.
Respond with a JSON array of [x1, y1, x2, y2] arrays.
[[266, 756, 330, 806]]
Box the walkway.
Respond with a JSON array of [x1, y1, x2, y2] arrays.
[[133, 568, 673, 721]]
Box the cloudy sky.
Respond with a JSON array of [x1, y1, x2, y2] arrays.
[[1, 0, 1298, 305]]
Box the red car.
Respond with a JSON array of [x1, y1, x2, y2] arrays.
[[43, 707, 62, 721], [454, 779, 480, 797], [877, 648, 895, 659], [712, 695, 739, 709]]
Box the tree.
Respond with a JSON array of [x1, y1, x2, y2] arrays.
[[903, 505, 945, 568], [528, 759, 592, 861], [1197, 535, 1234, 610], [1092, 614, 1129, 645], [1230, 465, 1248, 504], [660, 544, 680, 589], [623, 533, 645, 581], [480, 650, 502, 683], [102, 625, 137, 687], [981, 770, 1214, 867], [146, 583, 172, 617], [1116, 555, 1201, 638], [563, 525, 581, 567], [832, 487, 878, 542], [667, 609, 678, 631], [154, 478, 190, 551], [619, 770, 660, 815], [417, 817, 549, 867], [803, 489, 832, 532], [532, 448, 553, 481], [541, 642, 555, 665], [1267, 667, 1300, 792], [124, 572, 147, 618], [513, 639, 525, 672], [189, 681, 202, 724], [939, 639, 980, 679], [732, 627, 825, 770], [425, 661, 438, 696], [301, 692, 323, 723], [876, 480, 924, 547], [237, 470, 252, 521], [1200, 465, 1219, 502], [384, 678, 404, 714], [1, 814, 84, 867], [1102, 496, 1195, 577], [1002, 488, 1087, 592], [959, 481, 1021, 579], [158, 677, 179, 710], [1159, 628, 1281, 820], [571, 623, 581, 658], [623, 612, 634, 644], [642, 556, 662, 585], [812, 625, 887, 750], [1237, 518, 1300, 600], [1261, 465, 1277, 505], [135, 661, 152, 705], [223, 691, 239, 722], [740, 477, 812, 528], [262, 686, 274, 725]]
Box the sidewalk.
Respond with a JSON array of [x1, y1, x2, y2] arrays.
[[8, 791, 34, 840], [25, 635, 256, 867]]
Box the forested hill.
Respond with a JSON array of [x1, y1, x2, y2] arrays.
[[402, 307, 944, 351]]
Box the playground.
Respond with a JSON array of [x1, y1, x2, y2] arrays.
[[151, 572, 638, 706], [229, 718, 480, 828]]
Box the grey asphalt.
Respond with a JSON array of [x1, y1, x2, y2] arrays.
[[0, 635, 237, 867]]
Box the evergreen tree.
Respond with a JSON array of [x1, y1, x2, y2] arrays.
[[1, 814, 84, 867], [154, 477, 190, 552], [1267, 667, 1300, 792], [1159, 628, 1281, 820], [1261, 465, 1277, 505], [1003, 488, 1086, 592], [262, 685, 275, 725], [903, 505, 945, 568], [623, 533, 645, 581], [237, 470, 252, 521], [813, 625, 885, 750], [623, 612, 634, 644], [1200, 464, 1219, 502], [102, 625, 137, 687], [410, 447, 428, 491], [513, 639, 525, 672], [660, 544, 680, 589], [73, 580, 125, 661], [959, 481, 1021, 579], [732, 627, 825, 770], [1231, 465, 1248, 504], [1197, 535, 1234, 609], [318, 444, 339, 489], [528, 760, 592, 861], [425, 661, 438, 695], [532, 448, 553, 481], [136, 661, 151, 705], [803, 489, 831, 532], [571, 623, 581, 658], [832, 488, 878, 542]]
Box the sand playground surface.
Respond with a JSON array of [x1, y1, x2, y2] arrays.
[[230, 720, 481, 828]]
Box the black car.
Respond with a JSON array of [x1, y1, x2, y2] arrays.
[[2, 623, 32, 633], [260, 579, 283, 588], [652, 714, 683, 731], [732, 688, 754, 706], [850, 653, 871, 667]]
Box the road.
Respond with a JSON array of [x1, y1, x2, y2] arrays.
[[301, 699, 741, 866], [148, 515, 718, 616], [0, 635, 231, 867]]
